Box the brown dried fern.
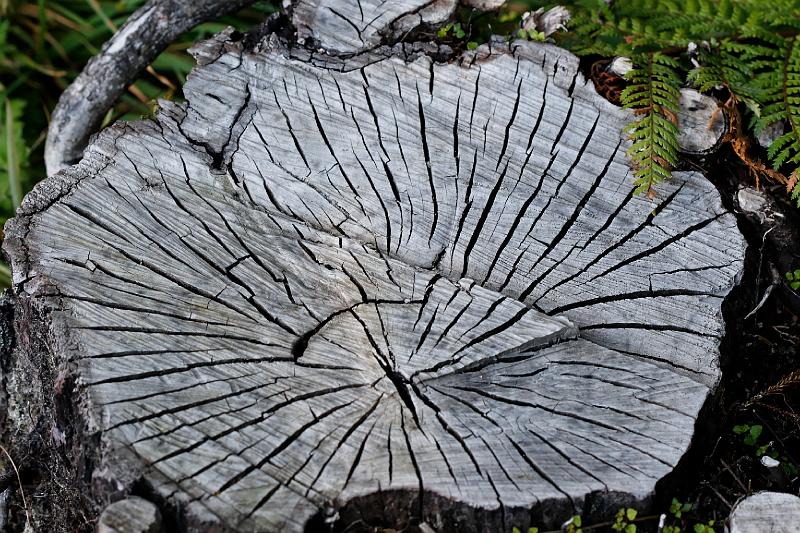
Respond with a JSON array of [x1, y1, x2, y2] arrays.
[[745, 369, 800, 422]]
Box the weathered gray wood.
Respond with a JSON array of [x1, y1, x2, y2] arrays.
[[292, 0, 496, 54], [521, 6, 571, 38], [0, 489, 8, 531], [44, 0, 260, 176], [729, 492, 800, 533], [4, 26, 745, 533], [97, 497, 163, 533], [603, 62, 726, 155], [677, 88, 726, 155]]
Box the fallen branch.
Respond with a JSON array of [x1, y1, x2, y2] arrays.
[[43, 0, 258, 175]]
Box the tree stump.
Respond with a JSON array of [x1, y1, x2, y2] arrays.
[[292, 0, 506, 54], [2, 16, 746, 533], [729, 492, 800, 533]]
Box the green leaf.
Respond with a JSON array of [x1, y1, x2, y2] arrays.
[[525, 29, 544, 41], [625, 524, 637, 533], [626, 508, 638, 521], [670, 498, 681, 513], [467, 41, 478, 50], [733, 424, 750, 435], [528, 528, 539, 533], [513, 527, 522, 533], [0, 262, 10, 288], [621, 52, 681, 195], [573, 515, 582, 527], [0, 97, 28, 213]]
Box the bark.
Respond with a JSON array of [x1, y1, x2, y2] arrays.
[[5, 14, 746, 533]]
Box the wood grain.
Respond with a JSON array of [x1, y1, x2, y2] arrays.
[[43, 0, 261, 176], [4, 30, 746, 532], [729, 492, 800, 533], [293, 0, 460, 54]]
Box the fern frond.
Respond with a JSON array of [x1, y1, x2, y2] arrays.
[[688, 43, 763, 110], [621, 52, 681, 197], [752, 35, 800, 180], [791, 172, 800, 207], [541, 0, 800, 202]]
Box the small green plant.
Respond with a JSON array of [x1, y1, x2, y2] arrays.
[[733, 419, 800, 476], [733, 423, 762, 446], [517, 28, 547, 42], [663, 498, 694, 533], [565, 515, 582, 533], [693, 520, 716, 533], [435, 19, 484, 50], [670, 498, 693, 519], [733, 423, 773, 457], [437, 22, 467, 39], [786, 269, 800, 290], [523, 0, 800, 205], [612, 507, 638, 533]]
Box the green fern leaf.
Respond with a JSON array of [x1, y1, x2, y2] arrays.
[[792, 178, 800, 207], [621, 52, 681, 196], [754, 35, 800, 180]]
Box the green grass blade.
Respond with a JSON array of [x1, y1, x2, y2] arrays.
[[0, 261, 10, 287], [4, 98, 21, 209]]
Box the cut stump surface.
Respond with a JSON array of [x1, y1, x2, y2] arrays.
[[293, 0, 457, 54], [3, 29, 746, 532], [729, 491, 800, 533]]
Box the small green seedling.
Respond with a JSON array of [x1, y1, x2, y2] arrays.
[[693, 520, 715, 533], [733, 424, 762, 446], [663, 498, 693, 533], [516, 28, 547, 42], [612, 507, 638, 532], [733, 424, 774, 457], [786, 269, 800, 291], [565, 515, 582, 533], [669, 498, 693, 519], [733, 424, 800, 472], [437, 22, 466, 39]]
